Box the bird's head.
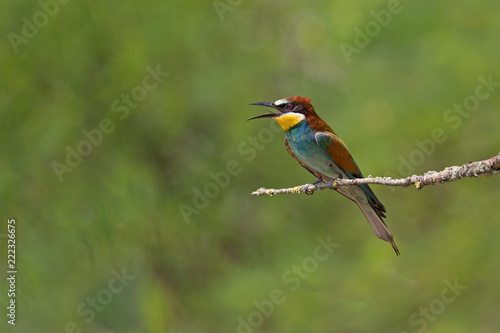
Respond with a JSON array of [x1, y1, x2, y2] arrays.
[[248, 96, 318, 131]]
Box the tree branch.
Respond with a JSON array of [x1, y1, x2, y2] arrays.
[[251, 153, 500, 196]]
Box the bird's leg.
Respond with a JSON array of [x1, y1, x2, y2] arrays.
[[301, 175, 323, 195], [312, 177, 323, 185]]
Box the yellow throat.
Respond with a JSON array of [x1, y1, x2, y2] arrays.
[[274, 113, 306, 131]]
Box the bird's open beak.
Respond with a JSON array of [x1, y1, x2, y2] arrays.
[[247, 102, 281, 121]]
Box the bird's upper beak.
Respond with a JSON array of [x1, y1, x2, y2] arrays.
[[247, 102, 282, 121]]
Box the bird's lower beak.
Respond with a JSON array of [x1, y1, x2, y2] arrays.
[[247, 102, 281, 121]]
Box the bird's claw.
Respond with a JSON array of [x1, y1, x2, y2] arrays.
[[301, 184, 315, 195]]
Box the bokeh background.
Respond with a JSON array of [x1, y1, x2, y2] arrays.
[[2, 0, 500, 332]]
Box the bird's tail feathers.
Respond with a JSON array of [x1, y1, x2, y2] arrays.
[[357, 201, 400, 256]]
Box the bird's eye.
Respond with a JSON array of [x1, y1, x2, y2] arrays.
[[286, 103, 294, 110]]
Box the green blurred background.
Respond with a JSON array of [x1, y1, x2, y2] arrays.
[[2, 0, 500, 332]]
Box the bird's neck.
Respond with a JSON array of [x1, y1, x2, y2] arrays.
[[305, 113, 335, 133]]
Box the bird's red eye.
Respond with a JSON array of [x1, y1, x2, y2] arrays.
[[286, 103, 294, 110]]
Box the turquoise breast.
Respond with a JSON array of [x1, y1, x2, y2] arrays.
[[286, 122, 341, 179]]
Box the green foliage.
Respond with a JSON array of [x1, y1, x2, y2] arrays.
[[1, 0, 500, 332]]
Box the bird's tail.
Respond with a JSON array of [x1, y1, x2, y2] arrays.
[[357, 200, 400, 256]]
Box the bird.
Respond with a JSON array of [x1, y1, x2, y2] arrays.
[[248, 96, 399, 255]]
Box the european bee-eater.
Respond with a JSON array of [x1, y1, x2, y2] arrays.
[[248, 96, 399, 255]]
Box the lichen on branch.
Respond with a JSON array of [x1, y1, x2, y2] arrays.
[[251, 153, 500, 196]]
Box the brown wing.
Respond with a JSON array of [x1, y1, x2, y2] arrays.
[[315, 131, 362, 176], [316, 131, 387, 216]]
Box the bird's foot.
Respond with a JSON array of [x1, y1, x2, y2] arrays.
[[301, 176, 323, 195], [301, 184, 315, 195], [327, 177, 340, 190]]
